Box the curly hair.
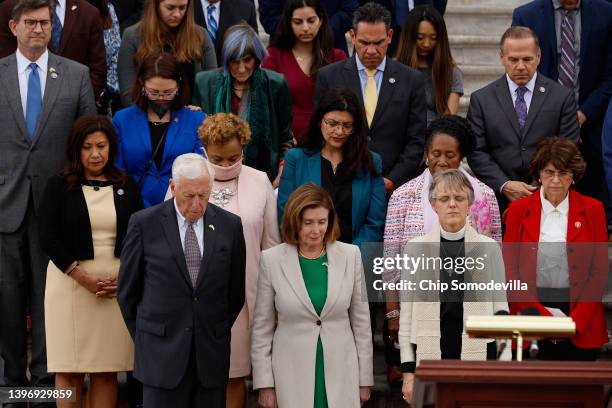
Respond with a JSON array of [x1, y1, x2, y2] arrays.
[[529, 137, 586, 183], [425, 115, 476, 158], [198, 113, 252, 147]]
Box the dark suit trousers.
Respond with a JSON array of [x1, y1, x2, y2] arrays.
[[142, 341, 225, 408], [0, 196, 53, 390]]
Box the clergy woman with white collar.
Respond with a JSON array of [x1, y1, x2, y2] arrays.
[[504, 137, 608, 362], [251, 183, 373, 408], [399, 169, 510, 404]]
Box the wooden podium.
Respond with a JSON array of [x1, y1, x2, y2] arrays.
[[413, 360, 612, 408]]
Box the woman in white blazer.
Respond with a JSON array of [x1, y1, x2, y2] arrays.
[[398, 169, 511, 404], [251, 183, 373, 408]]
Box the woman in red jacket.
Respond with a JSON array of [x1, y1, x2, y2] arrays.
[[504, 137, 608, 360]]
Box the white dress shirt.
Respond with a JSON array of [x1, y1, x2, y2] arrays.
[[506, 71, 537, 112], [536, 188, 569, 288], [174, 199, 204, 257], [55, 0, 66, 26], [201, 0, 221, 25], [16, 49, 49, 117]]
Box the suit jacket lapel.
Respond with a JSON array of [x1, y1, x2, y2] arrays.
[[308, 152, 322, 186], [33, 54, 63, 145], [280, 245, 318, 317], [542, 0, 558, 69], [161, 200, 193, 288], [522, 75, 549, 137], [579, 0, 593, 76], [217, 2, 232, 42], [0, 56, 29, 141], [320, 242, 346, 319], [493, 76, 521, 140], [134, 109, 153, 161], [567, 190, 585, 242], [59, 0, 78, 53], [372, 60, 398, 127], [522, 193, 542, 242], [161, 113, 180, 169], [195, 206, 218, 290], [344, 57, 364, 107], [194, 0, 206, 28]]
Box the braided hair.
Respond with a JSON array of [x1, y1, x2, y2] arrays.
[[424, 115, 476, 158]]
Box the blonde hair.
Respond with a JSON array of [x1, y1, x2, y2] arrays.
[[198, 113, 251, 147], [136, 0, 203, 66]]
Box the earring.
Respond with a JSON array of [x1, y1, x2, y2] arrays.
[[538, 179, 541, 183], [425, 159, 429, 166], [572, 180, 575, 185]]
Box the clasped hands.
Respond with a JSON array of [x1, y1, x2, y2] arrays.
[[70, 265, 117, 298]]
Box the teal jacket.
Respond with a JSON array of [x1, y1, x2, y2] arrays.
[[192, 68, 293, 179], [278, 148, 387, 246]]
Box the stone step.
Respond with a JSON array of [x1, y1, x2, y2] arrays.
[[459, 64, 504, 95], [450, 35, 501, 66], [445, 5, 515, 37]]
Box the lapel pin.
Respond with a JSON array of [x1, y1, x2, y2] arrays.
[[389, 77, 396, 84], [174, 117, 179, 123], [117, 188, 124, 196], [71, 4, 77, 10], [574, 221, 581, 229], [209, 224, 215, 230], [49, 67, 58, 79], [539, 86, 545, 93]]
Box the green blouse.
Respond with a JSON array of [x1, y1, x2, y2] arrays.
[[299, 253, 329, 408]]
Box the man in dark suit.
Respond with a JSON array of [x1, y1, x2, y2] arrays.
[[0, 0, 107, 99], [315, 2, 426, 192], [118, 153, 246, 408], [0, 0, 96, 392], [194, 0, 258, 63], [110, 0, 143, 33], [467, 26, 581, 212], [512, 0, 612, 215], [259, 0, 357, 55]]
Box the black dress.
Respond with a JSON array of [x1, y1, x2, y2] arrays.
[[321, 157, 352, 243]]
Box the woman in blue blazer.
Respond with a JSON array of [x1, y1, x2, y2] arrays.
[[278, 88, 386, 246], [113, 53, 204, 207]]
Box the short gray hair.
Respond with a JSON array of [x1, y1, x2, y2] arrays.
[[428, 169, 474, 206], [171, 153, 215, 187]]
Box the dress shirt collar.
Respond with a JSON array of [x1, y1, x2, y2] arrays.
[[552, 0, 581, 10], [16, 48, 48, 76], [355, 54, 386, 74], [506, 71, 537, 96], [540, 188, 570, 216], [440, 224, 466, 240], [174, 198, 204, 229]]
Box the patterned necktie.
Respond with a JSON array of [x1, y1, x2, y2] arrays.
[[558, 10, 576, 89], [26, 63, 42, 141], [364, 68, 377, 127], [184, 222, 201, 287], [51, 10, 62, 52], [206, 4, 218, 44], [515, 86, 528, 129]]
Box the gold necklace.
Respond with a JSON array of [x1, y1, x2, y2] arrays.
[[298, 246, 326, 259]]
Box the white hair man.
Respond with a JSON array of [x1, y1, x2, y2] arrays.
[[118, 153, 246, 407]]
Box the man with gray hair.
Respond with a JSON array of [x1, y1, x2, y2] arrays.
[[118, 153, 246, 407], [467, 26, 580, 212]]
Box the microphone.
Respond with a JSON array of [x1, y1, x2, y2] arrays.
[[494, 310, 510, 359]]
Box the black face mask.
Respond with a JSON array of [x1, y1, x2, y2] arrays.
[[148, 99, 172, 120]]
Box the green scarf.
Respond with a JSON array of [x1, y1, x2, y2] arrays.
[[214, 69, 275, 176]]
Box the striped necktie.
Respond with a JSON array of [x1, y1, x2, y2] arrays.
[[184, 222, 201, 287], [51, 10, 62, 52], [558, 10, 576, 89], [207, 4, 218, 44]]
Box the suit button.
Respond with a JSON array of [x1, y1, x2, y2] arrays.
[[185, 327, 191, 332], [521, 146, 526, 151], [193, 297, 198, 302], [316, 320, 321, 326]]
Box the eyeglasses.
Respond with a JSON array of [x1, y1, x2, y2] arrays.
[[322, 118, 353, 134], [540, 169, 573, 179], [143, 87, 179, 100], [23, 19, 51, 30]]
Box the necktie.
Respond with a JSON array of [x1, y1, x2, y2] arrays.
[[558, 10, 576, 89], [364, 68, 377, 127], [206, 4, 218, 44], [51, 9, 62, 52], [184, 222, 201, 287], [26, 63, 42, 141], [515, 86, 528, 129]]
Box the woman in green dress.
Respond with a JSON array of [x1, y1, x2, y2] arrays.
[[251, 183, 373, 408], [192, 22, 293, 187]]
